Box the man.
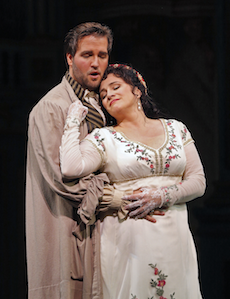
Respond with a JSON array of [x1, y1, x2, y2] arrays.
[[26, 22, 124, 299]]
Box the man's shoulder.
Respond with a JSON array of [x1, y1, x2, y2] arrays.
[[30, 76, 79, 114], [39, 77, 71, 105]]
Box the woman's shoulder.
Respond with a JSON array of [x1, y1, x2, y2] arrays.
[[85, 126, 115, 141], [84, 126, 115, 152], [90, 126, 115, 135], [162, 118, 188, 129], [162, 118, 194, 144]]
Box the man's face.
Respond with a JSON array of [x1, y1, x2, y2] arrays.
[[67, 35, 109, 91]]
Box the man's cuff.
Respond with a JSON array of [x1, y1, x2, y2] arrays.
[[109, 189, 124, 209]]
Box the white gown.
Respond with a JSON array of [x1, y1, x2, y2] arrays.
[[60, 118, 204, 299]]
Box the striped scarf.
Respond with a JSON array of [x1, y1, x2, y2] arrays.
[[65, 72, 104, 133]]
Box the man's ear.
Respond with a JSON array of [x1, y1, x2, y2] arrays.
[[66, 53, 73, 67], [134, 87, 142, 99]]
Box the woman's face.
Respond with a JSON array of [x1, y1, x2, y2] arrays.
[[99, 73, 140, 119]]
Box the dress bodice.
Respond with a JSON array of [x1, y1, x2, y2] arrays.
[[84, 119, 193, 191]]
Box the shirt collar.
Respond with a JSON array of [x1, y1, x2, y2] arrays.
[[65, 71, 99, 103], [65, 71, 85, 101]]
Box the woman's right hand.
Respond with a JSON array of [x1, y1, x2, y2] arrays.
[[68, 101, 88, 122]]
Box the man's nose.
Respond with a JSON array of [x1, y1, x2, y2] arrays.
[[91, 56, 99, 67]]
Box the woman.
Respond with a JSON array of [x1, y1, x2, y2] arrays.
[[60, 64, 205, 299]]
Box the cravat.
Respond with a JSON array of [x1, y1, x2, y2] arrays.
[[65, 72, 104, 133], [83, 91, 104, 133]]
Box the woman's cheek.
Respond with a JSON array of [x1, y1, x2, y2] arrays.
[[102, 100, 108, 110]]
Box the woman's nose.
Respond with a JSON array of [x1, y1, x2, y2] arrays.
[[107, 89, 115, 100]]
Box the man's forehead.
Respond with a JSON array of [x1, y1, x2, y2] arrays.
[[77, 35, 108, 52]]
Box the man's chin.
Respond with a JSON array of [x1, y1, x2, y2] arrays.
[[86, 80, 101, 91]]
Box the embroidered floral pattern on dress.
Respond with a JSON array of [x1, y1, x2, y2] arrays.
[[181, 125, 188, 142], [131, 264, 176, 299], [160, 183, 182, 207], [93, 131, 105, 150], [164, 121, 182, 174], [149, 264, 176, 299], [93, 120, 188, 176], [109, 129, 156, 173]]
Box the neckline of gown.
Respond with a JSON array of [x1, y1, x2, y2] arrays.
[[108, 118, 168, 152]]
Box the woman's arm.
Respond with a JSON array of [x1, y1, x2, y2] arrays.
[[123, 142, 206, 218], [60, 102, 103, 179], [160, 142, 206, 206]]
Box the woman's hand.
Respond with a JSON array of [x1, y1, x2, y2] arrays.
[[68, 101, 88, 122], [145, 210, 165, 223], [123, 188, 163, 220]]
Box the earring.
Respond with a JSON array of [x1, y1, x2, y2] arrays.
[[137, 100, 141, 111]]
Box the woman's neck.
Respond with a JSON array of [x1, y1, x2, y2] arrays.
[[114, 117, 165, 149], [115, 111, 148, 130]]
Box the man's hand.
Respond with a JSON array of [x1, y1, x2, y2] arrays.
[[123, 188, 164, 221]]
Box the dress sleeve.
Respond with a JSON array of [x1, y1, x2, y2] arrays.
[[160, 142, 206, 207], [179, 121, 194, 146], [60, 115, 104, 178]]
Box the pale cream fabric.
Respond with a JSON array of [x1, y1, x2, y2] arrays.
[[26, 76, 119, 299], [60, 118, 205, 298], [60, 118, 205, 207]]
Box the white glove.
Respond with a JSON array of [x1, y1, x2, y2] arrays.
[[122, 188, 164, 219], [67, 101, 88, 123]]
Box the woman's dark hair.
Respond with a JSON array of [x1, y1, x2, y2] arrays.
[[100, 64, 167, 126]]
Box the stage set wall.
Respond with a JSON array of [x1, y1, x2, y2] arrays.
[[0, 0, 229, 298]]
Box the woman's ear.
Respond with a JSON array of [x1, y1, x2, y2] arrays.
[[134, 87, 142, 99]]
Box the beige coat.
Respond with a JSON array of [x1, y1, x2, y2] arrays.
[[26, 76, 117, 299]]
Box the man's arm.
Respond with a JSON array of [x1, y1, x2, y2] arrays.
[[29, 98, 109, 211]]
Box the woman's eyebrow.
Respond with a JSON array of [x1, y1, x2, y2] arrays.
[[99, 88, 106, 93], [100, 81, 120, 93]]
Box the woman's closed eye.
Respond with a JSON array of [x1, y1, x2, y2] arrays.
[[100, 92, 107, 100], [113, 84, 120, 90], [100, 85, 120, 100]]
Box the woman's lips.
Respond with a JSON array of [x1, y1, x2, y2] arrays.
[[110, 99, 119, 106]]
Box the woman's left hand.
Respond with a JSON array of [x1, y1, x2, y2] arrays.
[[123, 188, 163, 219], [144, 210, 165, 223]]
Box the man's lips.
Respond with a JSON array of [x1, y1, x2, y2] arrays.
[[89, 71, 100, 80]]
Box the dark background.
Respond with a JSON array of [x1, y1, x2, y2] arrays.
[[0, 0, 230, 298]]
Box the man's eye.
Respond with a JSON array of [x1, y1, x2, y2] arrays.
[[99, 54, 108, 59], [82, 53, 91, 58]]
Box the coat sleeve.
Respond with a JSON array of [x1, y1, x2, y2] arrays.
[[28, 98, 109, 212]]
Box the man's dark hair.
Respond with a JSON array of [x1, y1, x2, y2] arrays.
[[64, 22, 113, 57]]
